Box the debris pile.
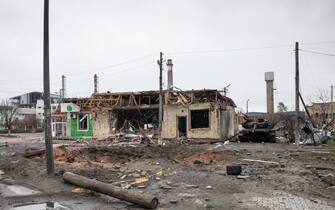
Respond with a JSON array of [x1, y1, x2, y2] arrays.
[[239, 116, 276, 143]]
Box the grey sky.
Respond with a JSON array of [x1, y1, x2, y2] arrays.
[[0, 0, 334, 112]]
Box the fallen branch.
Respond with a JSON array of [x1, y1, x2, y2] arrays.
[[63, 172, 158, 209]]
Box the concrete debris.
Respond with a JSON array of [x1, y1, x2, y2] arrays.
[[194, 199, 205, 206], [177, 193, 196, 198], [237, 175, 250, 179], [185, 184, 198, 189], [0, 142, 8, 147], [320, 173, 335, 186], [241, 159, 279, 165], [205, 185, 213, 190], [137, 185, 146, 189]]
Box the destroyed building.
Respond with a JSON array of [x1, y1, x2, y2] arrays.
[[60, 89, 237, 140]]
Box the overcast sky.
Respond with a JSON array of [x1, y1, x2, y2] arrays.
[[0, 0, 334, 112]]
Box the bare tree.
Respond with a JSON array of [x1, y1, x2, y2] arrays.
[[0, 99, 18, 136], [309, 89, 333, 128], [277, 102, 288, 112]]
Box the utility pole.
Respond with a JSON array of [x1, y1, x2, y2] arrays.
[[223, 84, 231, 97], [157, 52, 163, 145], [331, 85, 334, 118], [43, 0, 54, 175], [94, 74, 98, 93], [294, 42, 300, 145]]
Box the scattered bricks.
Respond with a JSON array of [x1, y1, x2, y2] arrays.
[[226, 165, 242, 175]]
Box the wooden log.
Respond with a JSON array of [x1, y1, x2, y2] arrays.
[[63, 172, 158, 209], [23, 148, 45, 158]]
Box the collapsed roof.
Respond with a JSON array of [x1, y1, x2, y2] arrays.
[[64, 89, 236, 111]]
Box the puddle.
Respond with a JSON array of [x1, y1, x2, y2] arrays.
[[0, 183, 40, 197], [13, 202, 69, 210]]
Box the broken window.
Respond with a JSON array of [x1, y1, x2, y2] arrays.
[[191, 109, 209, 128], [78, 114, 88, 130]]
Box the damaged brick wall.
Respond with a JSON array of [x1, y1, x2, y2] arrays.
[[92, 110, 110, 137]]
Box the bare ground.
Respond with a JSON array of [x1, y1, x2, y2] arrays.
[[0, 133, 335, 209]]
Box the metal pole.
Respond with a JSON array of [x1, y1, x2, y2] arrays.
[[43, 0, 54, 175], [158, 52, 163, 145], [246, 99, 250, 114], [294, 42, 300, 145]]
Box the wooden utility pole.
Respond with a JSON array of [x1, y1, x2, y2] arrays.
[[63, 172, 159, 209], [158, 52, 163, 145], [294, 42, 300, 145], [43, 0, 54, 175], [331, 85, 334, 119]]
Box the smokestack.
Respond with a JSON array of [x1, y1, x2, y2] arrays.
[[61, 75, 66, 99], [94, 74, 98, 93], [166, 59, 173, 90], [265, 72, 274, 114]]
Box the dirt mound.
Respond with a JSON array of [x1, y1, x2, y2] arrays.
[[53, 145, 147, 164], [176, 151, 235, 164]]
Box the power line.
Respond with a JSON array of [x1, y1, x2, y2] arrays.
[[101, 61, 154, 75], [299, 49, 335, 57], [300, 40, 335, 46], [91, 52, 157, 73], [167, 44, 292, 55]]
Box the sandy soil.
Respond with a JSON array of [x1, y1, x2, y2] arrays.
[[0, 133, 335, 209]]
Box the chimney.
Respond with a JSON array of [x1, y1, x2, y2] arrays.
[[166, 59, 173, 90], [94, 74, 98, 93], [265, 72, 274, 114], [61, 75, 66, 99]]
